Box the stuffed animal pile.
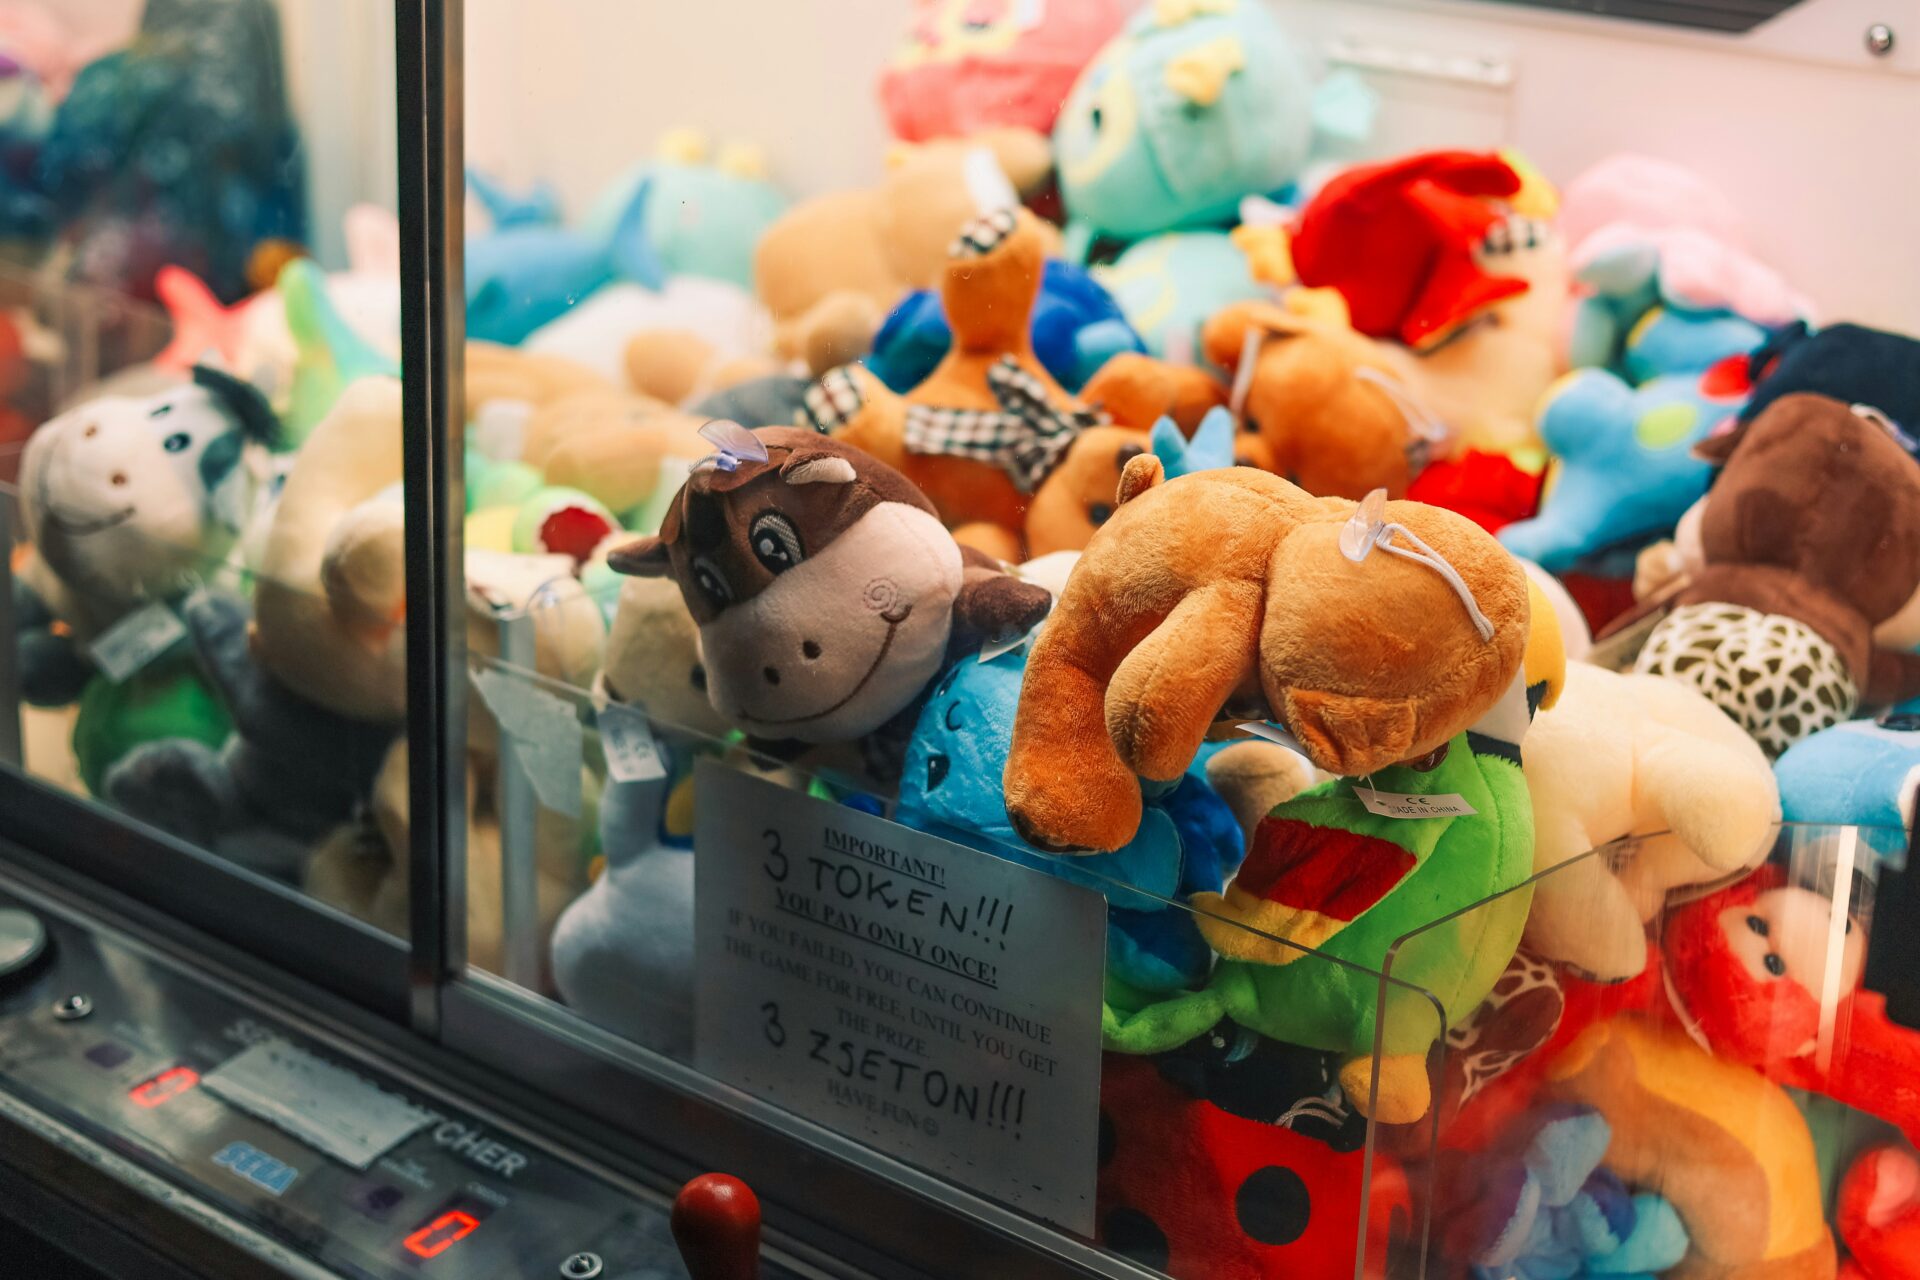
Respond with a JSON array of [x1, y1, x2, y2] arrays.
[[17, 6, 1920, 1280]]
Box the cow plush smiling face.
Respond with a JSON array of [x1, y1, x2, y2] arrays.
[[609, 426, 1050, 745], [22, 365, 278, 611]]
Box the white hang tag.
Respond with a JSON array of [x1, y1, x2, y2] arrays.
[[962, 147, 1019, 217], [88, 603, 188, 684], [1236, 720, 1308, 756], [469, 667, 583, 817], [1228, 327, 1264, 421], [978, 627, 1033, 664], [1355, 786, 1477, 820], [599, 701, 667, 783]]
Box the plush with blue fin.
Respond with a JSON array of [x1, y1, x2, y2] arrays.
[[582, 137, 788, 291], [1499, 366, 1744, 573], [898, 648, 1241, 992], [864, 258, 1144, 394], [1772, 708, 1920, 858], [1568, 238, 1776, 383], [465, 168, 666, 346], [1448, 1105, 1690, 1280], [1150, 405, 1238, 479]]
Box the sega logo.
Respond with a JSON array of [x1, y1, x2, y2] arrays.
[[212, 1142, 298, 1197]]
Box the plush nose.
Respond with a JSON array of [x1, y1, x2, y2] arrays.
[[762, 666, 780, 686]]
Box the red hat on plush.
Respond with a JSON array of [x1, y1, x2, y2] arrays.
[[1666, 866, 1920, 1148], [1291, 151, 1529, 349]]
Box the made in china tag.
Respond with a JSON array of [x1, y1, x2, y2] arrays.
[[599, 701, 667, 783], [1355, 787, 1477, 820], [88, 602, 188, 684]]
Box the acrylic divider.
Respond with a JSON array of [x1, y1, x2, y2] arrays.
[[1387, 821, 1919, 1280]]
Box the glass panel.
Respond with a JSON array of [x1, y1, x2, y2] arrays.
[[1, 2, 405, 932], [1406, 824, 1917, 1280], [468, 640, 1447, 1276], [446, 0, 1916, 1275]]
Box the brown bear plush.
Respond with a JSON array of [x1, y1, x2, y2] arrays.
[[607, 426, 1050, 781], [1633, 393, 1920, 755], [1004, 461, 1529, 852]]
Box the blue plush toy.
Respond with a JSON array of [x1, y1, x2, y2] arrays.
[[583, 142, 788, 291], [1151, 405, 1237, 478], [1092, 230, 1267, 365], [1567, 238, 1772, 383], [1773, 708, 1920, 859], [1053, 0, 1314, 256], [898, 649, 1241, 993], [864, 259, 1144, 395], [465, 169, 665, 345], [1498, 367, 1744, 573], [1466, 1106, 1689, 1280]]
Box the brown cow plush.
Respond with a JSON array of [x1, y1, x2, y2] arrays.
[[608, 426, 1050, 778]]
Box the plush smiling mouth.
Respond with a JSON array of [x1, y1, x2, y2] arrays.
[[41, 505, 137, 537], [732, 606, 910, 728]]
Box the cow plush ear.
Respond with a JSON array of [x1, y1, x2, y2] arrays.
[[1692, 419, 1750, 465], [192, 365, 281, 449], [606, 535, 672, 577], [780, 450, 858, 486]]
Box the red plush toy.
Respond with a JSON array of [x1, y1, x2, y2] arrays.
[[1663, 866, 1920, 1147], [1405, 450, 1544, 535], [1097, 1044, 1407, 1279], [1290, 151, 1530, 349], [1839, 1145, 1920, 1280]]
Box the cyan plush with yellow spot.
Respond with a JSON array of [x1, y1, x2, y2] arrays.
[[1053, 0, 1314, 255], [1498, 365, 1747, 573]]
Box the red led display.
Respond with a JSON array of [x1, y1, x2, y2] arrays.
[[402, 1210, 480, 1259], [129, 1066, 200, 1109]]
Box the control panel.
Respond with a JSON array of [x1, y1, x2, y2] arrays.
[[0, 893, 769, 1280]]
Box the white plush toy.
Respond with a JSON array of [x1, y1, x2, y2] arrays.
[[1520, 660, 1780, 980], [19, 365, 278, 648]]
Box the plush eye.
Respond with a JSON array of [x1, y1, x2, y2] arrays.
[[1746, 914, 1770, 937], [749, 511, 803, 574], [149, 402, 174, 418], [162, 432, 191, 454], [690, 557, 733, 609], [1088, 503, 1114, 527], [1764, 953, 1786, 977], [690, 664, 707, 694], [1089, 106, 1103, 132], [944, 701, 964, 731]]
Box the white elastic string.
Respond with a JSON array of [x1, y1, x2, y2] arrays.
[[1229, 327, 1263, 421], [1354, 365, 1449, 444], [1343, 492, 1494, 641]]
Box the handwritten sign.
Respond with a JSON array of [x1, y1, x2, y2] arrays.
[[693, 762, 1103, 1232]]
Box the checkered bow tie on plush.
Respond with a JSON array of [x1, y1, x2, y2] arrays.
[[805, 357, 1104, 494]]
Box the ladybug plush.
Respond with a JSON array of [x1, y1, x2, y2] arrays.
[[1096, 1025, 1407, 1279]]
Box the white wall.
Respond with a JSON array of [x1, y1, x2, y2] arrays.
[[455, 0, 1920, 328]]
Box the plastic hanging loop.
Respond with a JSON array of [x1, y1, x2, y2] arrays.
[[1339, 489, 1494, 641], [1354, 366, 1449, 447]]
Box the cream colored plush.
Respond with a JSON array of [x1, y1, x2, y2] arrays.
[[254, 377, 408, 722], [753, 129, 1056, 375], [306, 739, 591, 983], [1521, 660, 1778, 980]]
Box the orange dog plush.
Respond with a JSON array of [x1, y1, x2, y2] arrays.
[[804, 207, 1100, 562], [1004, 464, 1529, 852]]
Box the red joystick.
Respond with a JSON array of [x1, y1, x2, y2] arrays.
[[672, 1173, 761, 1280]]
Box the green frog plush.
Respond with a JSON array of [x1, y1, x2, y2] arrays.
[[1104, 574, 1566, 1124]]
